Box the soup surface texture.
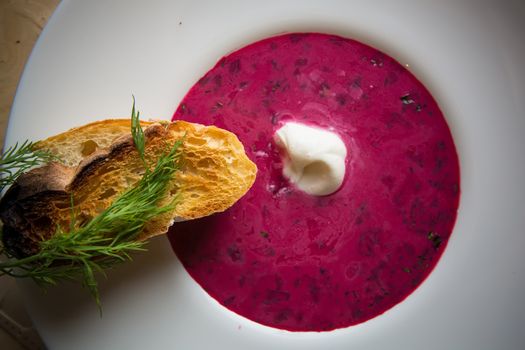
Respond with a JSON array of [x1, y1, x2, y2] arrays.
[[170, 33, 460, 331]]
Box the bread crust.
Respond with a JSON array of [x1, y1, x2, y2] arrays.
[[0, 119, 257, 257]]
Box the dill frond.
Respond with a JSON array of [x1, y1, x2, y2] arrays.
[[0, 140, 57, 191], [131, 95, 146, 165], [0, 140, 182, 310], [0, 101, 182, 311]]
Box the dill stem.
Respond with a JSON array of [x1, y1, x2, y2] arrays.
[[0, 254, 46, 268]]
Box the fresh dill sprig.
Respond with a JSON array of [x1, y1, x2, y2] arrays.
[[0, 138, 181, 310], [0, 140, 57, 192], [131, 95, 146, 165], [0, 141, 181, 308], [0, 101, 182, 311]]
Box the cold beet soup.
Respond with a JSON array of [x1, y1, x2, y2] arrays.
[[169, 33, 460, 331]]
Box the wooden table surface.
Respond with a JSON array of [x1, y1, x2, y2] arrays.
[[0, 1, 60, 349], [1, 0, 60, 149]]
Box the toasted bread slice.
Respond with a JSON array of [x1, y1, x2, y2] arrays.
[[34, 119, 156, 167], [0, 120, 257, 257]]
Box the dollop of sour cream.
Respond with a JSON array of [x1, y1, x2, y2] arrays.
[[274, 122, 347, 196]]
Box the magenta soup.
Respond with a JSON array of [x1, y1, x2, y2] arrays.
[[169, 33, 460, 332]]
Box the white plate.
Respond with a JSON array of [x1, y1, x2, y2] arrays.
[[6, 0, 525, 349]]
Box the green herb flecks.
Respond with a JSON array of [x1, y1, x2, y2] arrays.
[[400, 93, 415, 105], [427, 231, 442, 249], [0, 141, 57, 192]]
